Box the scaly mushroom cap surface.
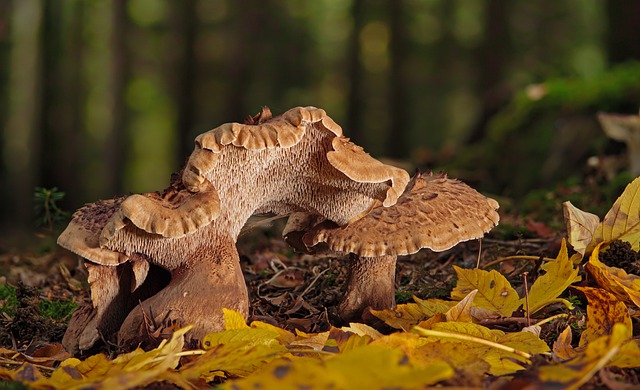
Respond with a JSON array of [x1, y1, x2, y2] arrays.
[[101, 176, 220, 244], [57, 198, 128, 266], [301, 172, 500, 257]]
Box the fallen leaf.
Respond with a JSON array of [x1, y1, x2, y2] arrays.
[[412, 296, 455, 317], [537, 323, 630, 390], [552, 326, 578, 362], [370, 303, 430, 330], [451, 266, 521, 317], [445, 289, 476, 322], [224, 345, 454, 389], [609, 339, 640, 368], [224, 308, 250, 330], [586, 176, 640, 254], [341, 323, 383, 340], [573, 286, 632, 346], [563, 201, 600, 256], [525, 239, 581, 314], [585, 243, 640, 308]]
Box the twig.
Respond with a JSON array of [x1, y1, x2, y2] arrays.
[[0, 357, 57, 372], [413, 327, 532, 359], [523, 272, 531, 327], [482, 255, 554, 269], [476, 239, 483, 268], [297, 268, 329, 300], [535, 313, 568, 327]]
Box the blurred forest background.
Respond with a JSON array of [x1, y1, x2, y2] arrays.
[[1, 0, 640, 237]]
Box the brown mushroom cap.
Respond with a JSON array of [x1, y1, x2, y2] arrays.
[[57, 198, 129, 266], [182, 106, 343, 192], [300, 172, 500, 257], [101, 177, 220, 244], [327, 137, 410, 207]]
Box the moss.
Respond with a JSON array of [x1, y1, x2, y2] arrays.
[[0, 284, 17, 316], [38, 299, 78, 321], [394, 290, 414, 304]]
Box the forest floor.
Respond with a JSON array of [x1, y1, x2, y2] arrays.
[[0, 178, 639, 388]]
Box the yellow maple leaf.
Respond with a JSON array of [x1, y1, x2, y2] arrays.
[[573, 286, 632, 346], [42, 326, 192, 389], [451, 266, 521, 316], [609, 339, 640, 368], [585, 243, 640, 308], [223, 345, 454, 389], [223, 308, 250, 330], [538, 323, 630, 390], [370, 303, 430, 330], [412, 296, 455, 316], [525, 239, 581, 315], [593, 176, 640, 251]]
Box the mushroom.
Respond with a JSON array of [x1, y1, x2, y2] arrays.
[[59, 106, 410, 352], [598, 110, 640, 177], [283, 172, 500, 322]]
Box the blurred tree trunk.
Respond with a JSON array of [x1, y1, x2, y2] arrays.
[[39, 1, 85, 208], [2, 0, 43, 231], [346, 0, 365, 143], [107, 0, 127, 196], [467, 0, 510, 144], [225, 0, 265, 121], [388, 0, 407, 159], [170, 0, 198, 162], [605, 1, 640, 64]]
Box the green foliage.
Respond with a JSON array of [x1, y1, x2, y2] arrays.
[[38, 299, 77, 321], [33, 187, 69, 230], [0, 284, 17, 316]]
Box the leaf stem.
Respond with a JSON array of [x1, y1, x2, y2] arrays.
[[413, 327, 532, 359], [535, 313, 568, 327]]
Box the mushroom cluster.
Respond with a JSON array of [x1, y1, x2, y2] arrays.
[[58, 106, 499, 354]]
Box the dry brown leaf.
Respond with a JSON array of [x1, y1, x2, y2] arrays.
[[563, 201, 601, 256], [445, 289, 476, 322], [553, 326, 578, 362]]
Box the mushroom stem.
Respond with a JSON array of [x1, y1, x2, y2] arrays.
[[338, 254, 397, 322], [117, 238, 249, 346]]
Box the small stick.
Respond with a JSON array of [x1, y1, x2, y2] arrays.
[[482, 255, 554, 269], [476, 239, 482, 268], [522, 272, 531, 327]]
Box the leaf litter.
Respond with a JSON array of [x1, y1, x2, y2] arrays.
[[1, 178, 640, 388]]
